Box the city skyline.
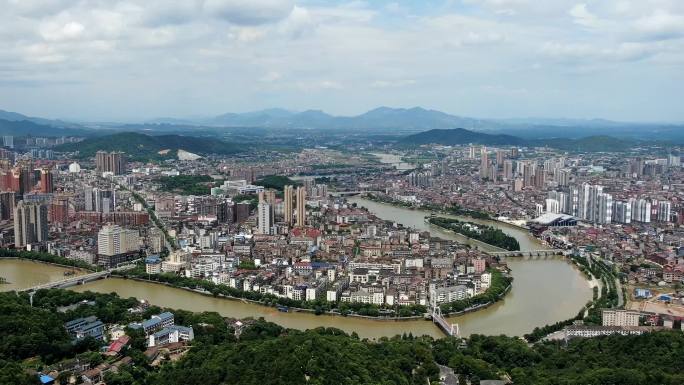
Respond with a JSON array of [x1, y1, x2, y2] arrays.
[[1, 0, 683, 122]]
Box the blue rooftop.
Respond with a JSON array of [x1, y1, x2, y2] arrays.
[[145, 255, 161, 263], [311, 261, 331, 269]]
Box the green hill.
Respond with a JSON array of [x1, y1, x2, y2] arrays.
[[55, 132, 242, 160], [400, 129, 639, 152], [255, 175, 302, 191], [0, 119, 90, 137], [400, 128, 525, 146], [539, 135, 635, 152]]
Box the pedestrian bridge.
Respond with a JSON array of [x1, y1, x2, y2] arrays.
[[430, 306, 459, 337], [487, 249, 566, 258]]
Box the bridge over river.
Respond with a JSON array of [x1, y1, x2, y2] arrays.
[[430, 306, 459, 337], [487, 249, 567, 258], [21, 262, 140, 292]]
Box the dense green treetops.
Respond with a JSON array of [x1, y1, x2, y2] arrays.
[[1, 289, 683, 385], [254, 175, 301, 191], [55, 132, 241, 161], [429, 217, 520, 251], [157, 175, 215, 196]]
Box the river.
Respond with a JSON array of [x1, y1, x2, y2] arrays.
[[0, 259, 86, 292], [370, 153, 414, 171], [346, 197, 591, 336], [347, 197, 540, 252], [0, 199, 591, 339]]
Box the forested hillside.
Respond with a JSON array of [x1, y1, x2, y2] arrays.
[[1, 289, 683, 385]]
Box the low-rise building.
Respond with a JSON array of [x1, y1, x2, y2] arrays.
[[148, 325, 194, 347], [129, 312, 175, 335], [145, 255, 162, 274], [64, 316, 105, 341]]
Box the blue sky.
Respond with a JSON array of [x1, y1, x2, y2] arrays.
[[0, 0, 683, 122]]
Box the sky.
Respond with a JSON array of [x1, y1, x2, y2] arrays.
[[0, 0, 683, 122]]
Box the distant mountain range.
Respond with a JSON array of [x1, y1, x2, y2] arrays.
[[401, 128, 639, 152], [0, 109, 82, 129], [55, 132, 242, 161], [184, 106, 494, 132], [147, 106, 684, 140], [2, 106, 684, 143], [0, 119, 90, 137]]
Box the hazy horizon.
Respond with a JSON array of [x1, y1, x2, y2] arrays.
[[3, 105, 683, 126], [1, 1, 683, 122]]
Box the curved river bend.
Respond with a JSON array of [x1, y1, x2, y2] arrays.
[[1, 198, 591, 339]]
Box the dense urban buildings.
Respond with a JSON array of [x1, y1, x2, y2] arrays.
[[13, 200, 48, 248], [95, 151, 126, 175]]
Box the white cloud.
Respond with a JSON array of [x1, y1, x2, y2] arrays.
[[634, 9, 684, 40], [569, 3, 599, 27], [0, 0, 681, 121], [541, 41, 658, 63], [203, 0, 294, 25], [40, 21, 85, 41]]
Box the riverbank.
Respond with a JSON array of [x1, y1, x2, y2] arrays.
[[524, 255, 619, 342], [359, 193, 543, 245], [117, 271, 514, 323], [0, 249, 95, 271], [428, 217, 520, 251], [67, 257, 592, 338], [444, 283, 513, 317], [114, 268, 430, 319], [119, 275, 428, 321], [0, 258, 91, 293], [440, 269, 513, 315], [0, 256, 92, 273], [364, 192, 491, 219]]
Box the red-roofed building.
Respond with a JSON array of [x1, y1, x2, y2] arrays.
[[106, 335, 131, 356], [290, 227, 321, 239]]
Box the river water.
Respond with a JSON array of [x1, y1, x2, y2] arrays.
[[0, 259, 85, 292], [0, 199, 591, 339], [370, 153, 414, 171]]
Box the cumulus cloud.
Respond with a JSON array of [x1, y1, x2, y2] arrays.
[[39, 21, 85, 42], [0, 0, 682, 121]]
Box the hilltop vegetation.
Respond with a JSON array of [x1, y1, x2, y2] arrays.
[[55, 132, 241, 161], [254, 175, 301, 191], [540, 135, 635, 152], [400, 128, 525, 146], [400, 128, 641, 152], [1, 289, 684, 385], [157, 175, 215, 196]]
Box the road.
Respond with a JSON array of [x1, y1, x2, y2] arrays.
[[615, 277, 624, 308]]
